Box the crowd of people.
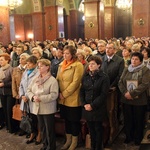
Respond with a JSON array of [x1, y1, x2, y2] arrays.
[[0, 36, 150, 150]]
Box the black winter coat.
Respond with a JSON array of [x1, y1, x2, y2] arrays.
[[80, 69, 110, 121], [101, 54, 124, 88]]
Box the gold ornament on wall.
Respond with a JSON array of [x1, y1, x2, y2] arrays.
[[138, 18, 144, 26], [49, 25, 52, 30], [88, 22, 94, 28]]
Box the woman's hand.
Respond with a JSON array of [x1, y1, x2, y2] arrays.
[[125, 92, 133, 100], [0, 82, 4, 87], [59, 93, 65, 100], [33, 95, 41, 102], [15, 95, 19, 100], [22, 96, 28, 102], [84, 104, 93, 111]]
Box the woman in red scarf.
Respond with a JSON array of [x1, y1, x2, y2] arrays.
[[76, 49, 88, 70]]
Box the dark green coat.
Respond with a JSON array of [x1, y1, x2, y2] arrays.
[[118, 66, 150, 105]]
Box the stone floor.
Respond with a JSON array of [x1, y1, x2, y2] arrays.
[[0, 127, 149, 150]]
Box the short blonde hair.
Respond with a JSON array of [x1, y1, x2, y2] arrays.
[[37, 59, 51, 66], [84, 47, 93, 55], [98, 40, 107, 46], [131, 44, 140, 52], [76, 49, 86, 59], [20, 53, 30, 60], [32, 47, 43, 56], [68, 40, 75, 47]]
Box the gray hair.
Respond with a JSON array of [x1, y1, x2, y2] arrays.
[[20, 53, 30, 60], [32, 47, 43, 56]]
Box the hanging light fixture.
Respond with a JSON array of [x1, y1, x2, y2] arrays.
[[116, 0, 132, 9], [8, 0, 23, 10]]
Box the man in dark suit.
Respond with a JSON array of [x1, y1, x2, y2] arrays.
[[101, 42, 124, 88], [101, 42, 125, 126]]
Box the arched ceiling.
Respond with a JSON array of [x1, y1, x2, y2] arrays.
[[15, 0, 42, 14], [15, 0, 116, 15]]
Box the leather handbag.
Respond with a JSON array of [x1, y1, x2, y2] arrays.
[[20, 103, 32, 134], [20, 114, 32, 134], [12, 99, 22, 121]]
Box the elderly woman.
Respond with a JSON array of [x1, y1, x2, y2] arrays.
[[131, 44, 140, 53], [12, 53, 30, 100], [118, 52, 150, 146], [84, 47, 93, 62], [32, 47, 43, 60], [12, 53, 30, 136], [57, 45, 84, 150], [80, 56, 110, 150], [0, 53, 16, 133], [27, 59, 59, 150], [19, 55, 40, 144], [76, 49, 88, 70]]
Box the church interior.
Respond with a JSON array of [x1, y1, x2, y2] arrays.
[[0, 0, 150, 150]]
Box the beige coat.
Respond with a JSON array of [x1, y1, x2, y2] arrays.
[[27, 76, 59, 115], [12, 66, 25, 98], [57, 61, 84, 107]]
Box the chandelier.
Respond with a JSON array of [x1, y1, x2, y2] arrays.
[[116, 0, 132, 9], [8, 0, 23, 10]]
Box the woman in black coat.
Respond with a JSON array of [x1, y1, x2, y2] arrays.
[[80, 56, 110, 150]]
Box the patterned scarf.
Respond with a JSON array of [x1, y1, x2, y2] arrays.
[[35, 72, 51, 87], [18, 64, 27, 71]]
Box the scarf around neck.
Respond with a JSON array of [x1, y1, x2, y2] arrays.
[[18, 64, 27, 71], [128, 63, 144, 73], [35, 72, 51, 86], [128, 63, 144, 80], [61, 59, 75, 72], [27, 68, 35, 76], [0, 64, 10, 81]]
